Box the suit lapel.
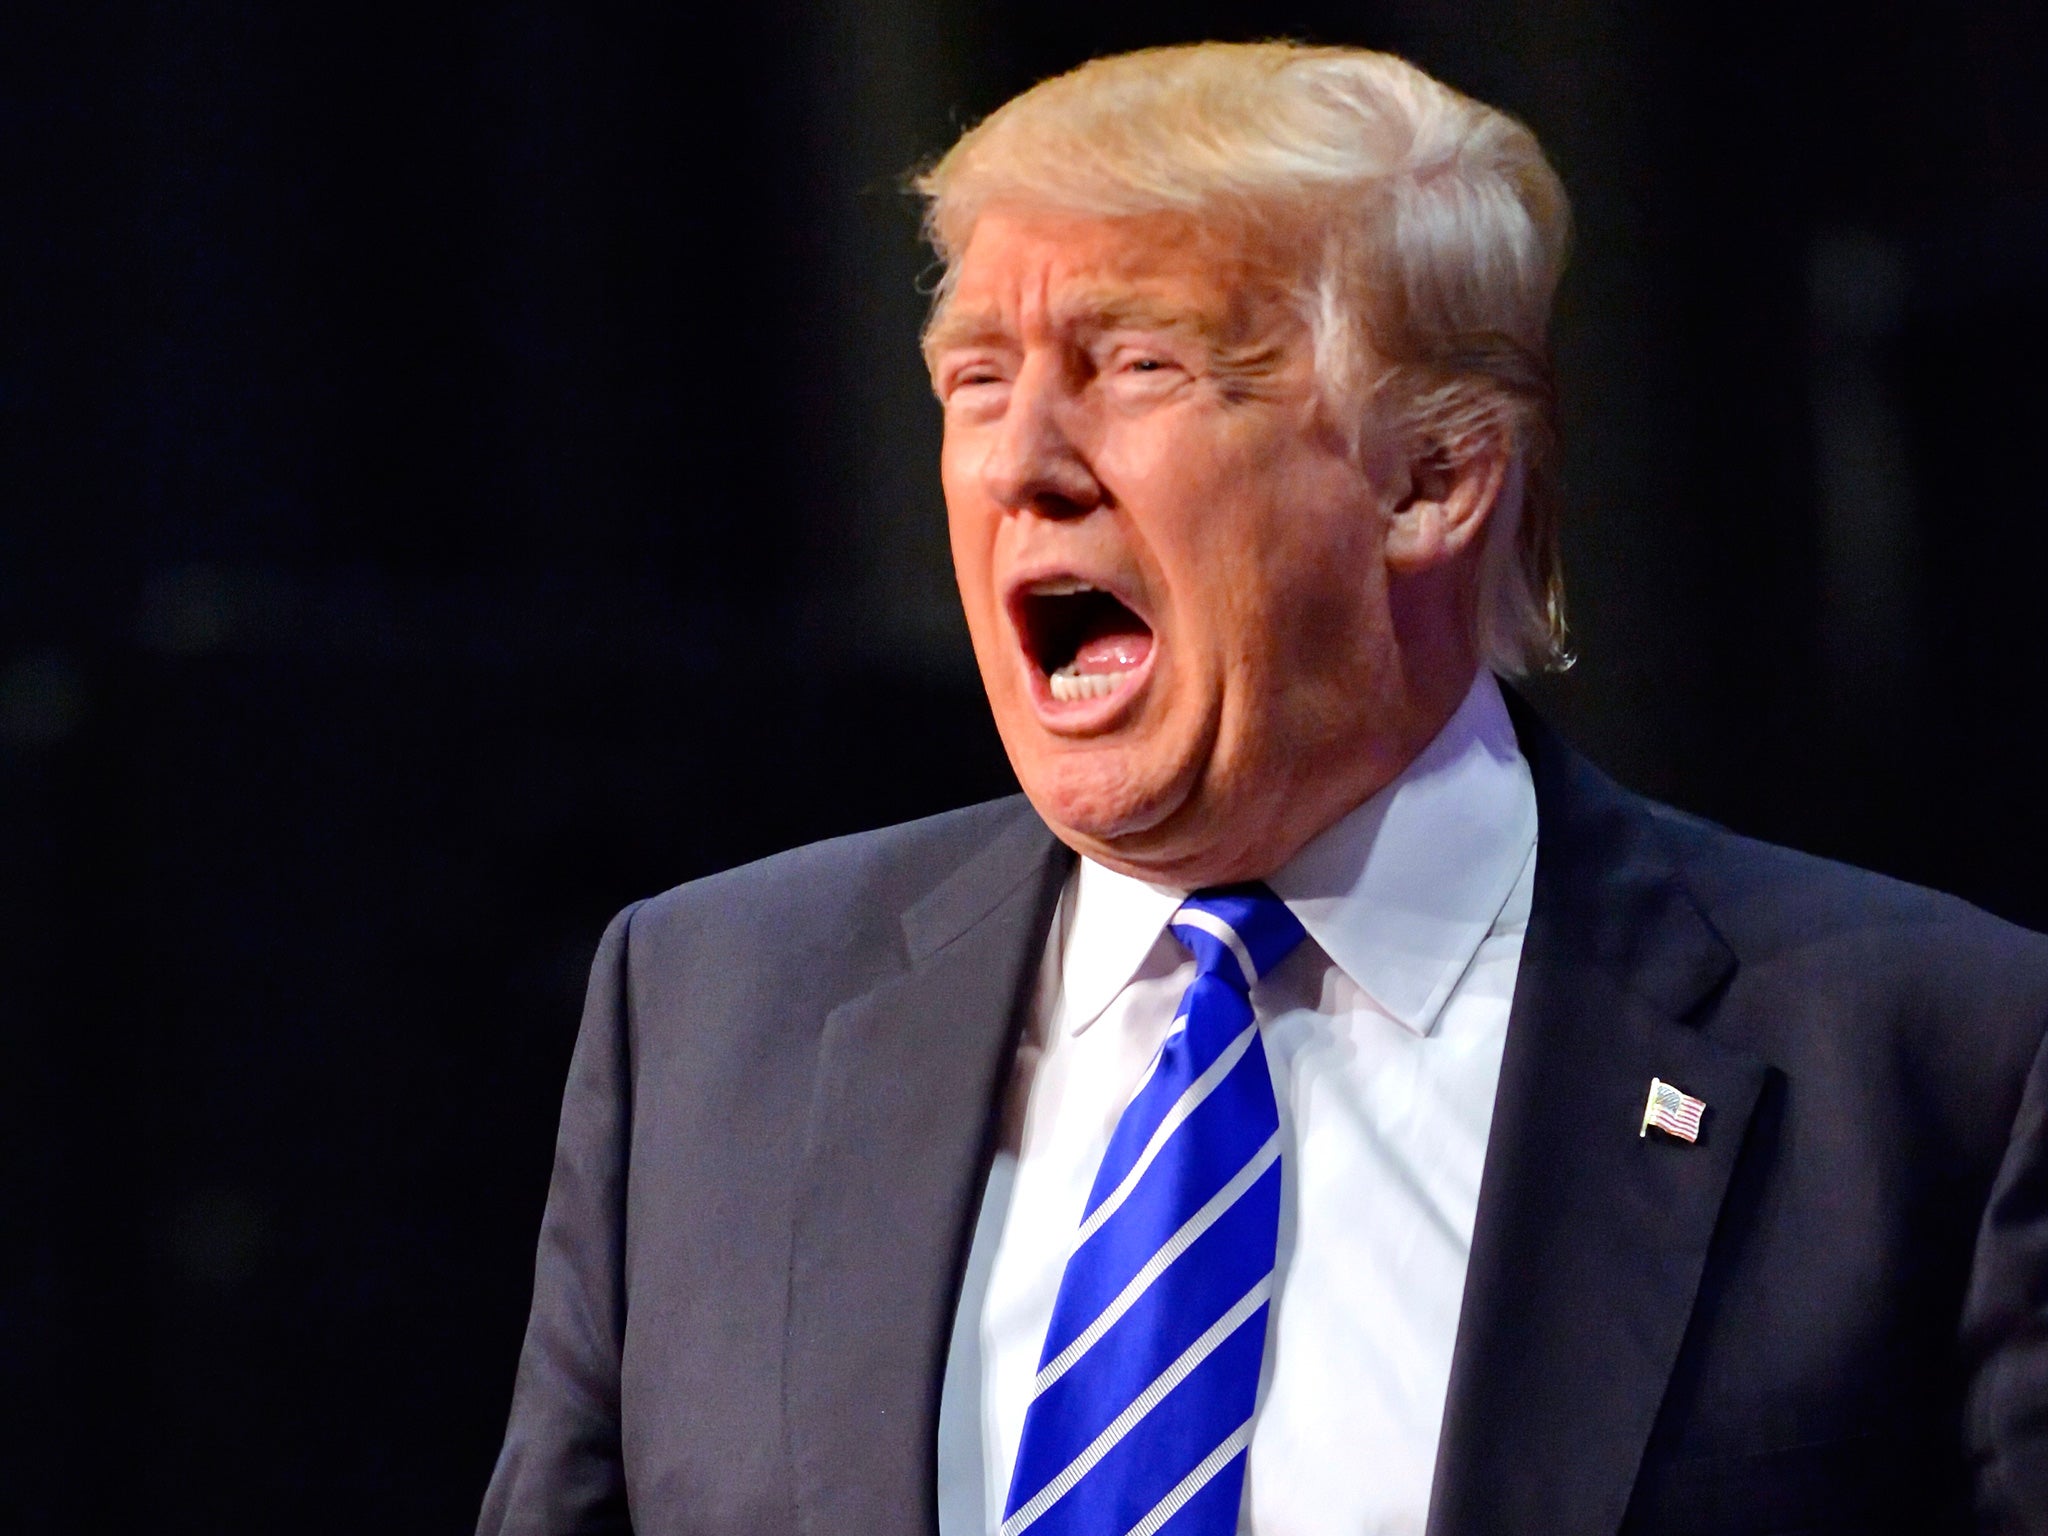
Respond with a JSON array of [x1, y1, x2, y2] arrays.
[[1427, 707, 1772, 1536], [785, 806, 1072, 1536]]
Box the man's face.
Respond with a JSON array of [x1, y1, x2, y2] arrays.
[[932, 206, 1425, 886]]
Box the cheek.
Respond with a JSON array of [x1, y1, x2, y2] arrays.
[[940, 452, 997, 595], [1096, 436, 1244, 603], [1094, 412, 1226, 502], [1268, 531, 1390, 717], [1225, 481, 1387, 688]]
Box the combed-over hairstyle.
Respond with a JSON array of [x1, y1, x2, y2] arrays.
[[913, 42, 1573, 675]]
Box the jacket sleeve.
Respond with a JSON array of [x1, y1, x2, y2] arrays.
[[1965, 1014, 2048, 1534], [476, 902, 644, 1536]]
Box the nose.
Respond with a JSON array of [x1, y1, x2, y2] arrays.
[[979, 353, 1102, 517]]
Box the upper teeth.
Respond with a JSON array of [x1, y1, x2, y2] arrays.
[[1049, 666, 1131, 702], [1031, 578, 1098, 596]]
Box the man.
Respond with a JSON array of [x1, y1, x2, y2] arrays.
[[477, 43, 2048, 1535]]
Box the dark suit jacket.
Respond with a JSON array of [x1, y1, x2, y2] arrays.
[[477, 706, 2048, 1535]]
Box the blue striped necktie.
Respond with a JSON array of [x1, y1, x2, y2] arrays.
[[1000, 884, 1307, 1536]]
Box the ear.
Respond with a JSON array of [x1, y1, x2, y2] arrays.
[[1382, 431, 1512, 575]]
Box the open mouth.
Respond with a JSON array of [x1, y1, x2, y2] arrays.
[[1014, 579, 1156, 704]]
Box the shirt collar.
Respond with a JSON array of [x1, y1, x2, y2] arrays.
[[1055, 671, 1536, 1039], [1050, 849, 1185, 1041], [1268, 670, 1535, 1034]]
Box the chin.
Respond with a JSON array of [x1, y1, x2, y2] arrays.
[[1014, 743, 1190, 852], [1022, 736, 1303, 887]]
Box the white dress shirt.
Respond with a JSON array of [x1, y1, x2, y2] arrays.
[[936, 671, 1538, 1536]]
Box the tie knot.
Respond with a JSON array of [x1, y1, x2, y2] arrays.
[[1168, 883, 1307, 992]]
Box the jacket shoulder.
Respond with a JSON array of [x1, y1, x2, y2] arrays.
[[613, 795, 1050, 989], [638, 792, 1039, 922], [1511, 692, 2048, 975], [1640, 793, 2048, 977]]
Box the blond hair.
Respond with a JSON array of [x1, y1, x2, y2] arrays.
[[914, 42, 1573, 674]]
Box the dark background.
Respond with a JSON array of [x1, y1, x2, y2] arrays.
[[4, 0, 2045, 1528]]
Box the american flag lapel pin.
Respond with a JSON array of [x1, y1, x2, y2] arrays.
[[1641, 1077, 1707, 1142]]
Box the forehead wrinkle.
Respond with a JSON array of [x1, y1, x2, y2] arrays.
[[1054, 286, 1213, 340], [925, 303, 1010, 356]]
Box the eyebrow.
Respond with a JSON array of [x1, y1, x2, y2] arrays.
[[925, 290, 1218, 355], [1066, 290, 1216, 339]]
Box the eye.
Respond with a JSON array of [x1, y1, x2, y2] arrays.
[[1110, 352, 1186, 385], [941, 362, 1009, 401]]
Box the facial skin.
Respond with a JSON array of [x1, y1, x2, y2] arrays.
[[930, 206, 1505, 889]]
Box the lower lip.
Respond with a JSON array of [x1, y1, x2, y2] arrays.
[[1025, 643, 1157, 732]]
